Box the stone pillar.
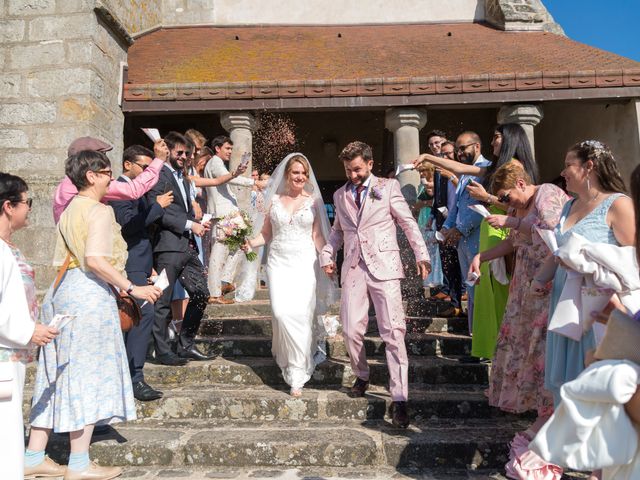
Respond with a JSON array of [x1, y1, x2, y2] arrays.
[[384, 108, 427, 203], [384, 108, 427, 305], [220, 111, 258, 209], [497, 104, 544, 158]]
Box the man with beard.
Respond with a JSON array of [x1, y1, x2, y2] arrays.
[[441, 132, 491, 335], [147, 131, 212, 365]]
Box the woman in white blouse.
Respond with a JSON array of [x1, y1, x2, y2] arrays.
[[0, 172, 59, 479]]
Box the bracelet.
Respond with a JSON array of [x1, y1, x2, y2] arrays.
[[486, 194, 492, 204]]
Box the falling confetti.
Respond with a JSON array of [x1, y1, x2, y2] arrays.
[[253, 112, 301, 174]]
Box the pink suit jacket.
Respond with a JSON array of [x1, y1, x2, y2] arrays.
[[320, 175, 429, 282]]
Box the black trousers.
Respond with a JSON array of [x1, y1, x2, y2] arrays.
[[153, 247, 210, 357], [124, 270, 155, 383], [440, 245, 463, 307]]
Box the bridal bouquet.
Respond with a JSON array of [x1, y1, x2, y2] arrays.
[[215, 210, 258, 261]]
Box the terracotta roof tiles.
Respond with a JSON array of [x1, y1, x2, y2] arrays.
[[124, 23, 640, 103]]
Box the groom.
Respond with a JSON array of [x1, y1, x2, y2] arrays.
[[320, 141, 430, 428]]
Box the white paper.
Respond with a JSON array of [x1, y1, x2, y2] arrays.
[[535, 226, 558, 253], [201, 213, 213, 224], [141, 128, 161, 142], [468, 204, 491, 218], [435, 231, 445, 242], [395, 163, 415, 176], [240, 152, 251, 168], [141, 269, 169, 307], [49, 314, 75, 331], [466, 271, 480, 287], [437, 206, 448, 216]]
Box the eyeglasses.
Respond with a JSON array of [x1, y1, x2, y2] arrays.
[[134, 162, 149, 171], [14, 198, 33, 208], [498, 192, 511, 203], [455, 142, 478, 152], [94, 169, 113, 178]]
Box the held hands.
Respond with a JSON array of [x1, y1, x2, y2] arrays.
[[31, 323, 59, 346], [154, 139, 170, 161], [131, 285, 163, 304], [156, 190, 174, 208], [322, 263, 336, 278]]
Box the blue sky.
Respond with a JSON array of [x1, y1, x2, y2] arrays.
[[544, 0, 640, 62]]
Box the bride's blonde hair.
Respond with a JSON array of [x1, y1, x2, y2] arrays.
[[285, 154, 310, 179]]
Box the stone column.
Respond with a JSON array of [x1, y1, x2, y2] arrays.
[[384, 108, 427, 305], [220, 111, 258, 209], [497, 104, 544, 158], [385, 108, 427, 203]]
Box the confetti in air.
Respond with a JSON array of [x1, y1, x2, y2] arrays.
[[253, 112, 300, 174]]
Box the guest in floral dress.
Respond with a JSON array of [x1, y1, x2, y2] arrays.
[[470, 162, 570, 479], [25, 151, 161, 480], [0, 172, 59, 479]]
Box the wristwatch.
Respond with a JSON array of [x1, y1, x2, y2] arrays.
[[125, 283, 134, 294]]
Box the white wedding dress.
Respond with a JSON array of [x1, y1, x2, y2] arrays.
[[267, 195, 322, 390]]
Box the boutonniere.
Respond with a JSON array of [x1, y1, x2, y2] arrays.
[[370, 185, 384, 200]]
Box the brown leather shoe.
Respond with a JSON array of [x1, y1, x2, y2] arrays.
[[461, 293, 468, 301], [63, 461, 122, 480], [430, 291, 451, 302], [349, 377, 369, 397], [221, 283, 236, 295], [208, 296, 235, 305], [440, 306, 462, 317], [24, 456, 66, 479], [390, 401, 410, 428]]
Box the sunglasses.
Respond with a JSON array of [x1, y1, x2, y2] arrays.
[[14, 198, 33, 208], [498, 192, 511, 203], [455, 142, 478, 152], [174, 150, 191, 157]]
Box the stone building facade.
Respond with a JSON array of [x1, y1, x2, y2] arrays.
[[1, 0, 639, 288]]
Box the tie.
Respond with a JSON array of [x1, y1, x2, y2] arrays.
[[355, 184, 365, 209]]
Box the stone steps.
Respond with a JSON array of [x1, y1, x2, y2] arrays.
[[200, 315, 469, 336], [33, 418, 527, 469], [24, 384, 507, 423], [193, 332, 470, 358], [26, 356, 487, 387]]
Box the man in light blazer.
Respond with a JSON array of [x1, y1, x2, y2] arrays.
[[320, 141, 430, 429]]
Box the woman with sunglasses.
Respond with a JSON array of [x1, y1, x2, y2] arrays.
[[469, 161, 570, 478], [0, 173, 59, 479], [25, 151, 162, 480]]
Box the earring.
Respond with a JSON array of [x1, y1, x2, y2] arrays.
[[586, 175, 591, 192]]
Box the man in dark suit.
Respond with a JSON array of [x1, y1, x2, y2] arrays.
[[110, 144, 174, 400], [147, 131, 212, 364]]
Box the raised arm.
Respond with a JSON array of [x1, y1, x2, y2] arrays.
[[416, 152, 486, 177]]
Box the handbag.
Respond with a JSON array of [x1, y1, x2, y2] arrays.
[[594, 308, 640, 365], [54, 246, 141, 333]]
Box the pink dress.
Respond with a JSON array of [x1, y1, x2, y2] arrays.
[[488, 183, 570, 416]]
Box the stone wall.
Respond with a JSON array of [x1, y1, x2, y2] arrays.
[[0, 0, 144, 288], [485, 0, 563, 33]]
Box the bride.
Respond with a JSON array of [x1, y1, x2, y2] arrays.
[[246, 153, 338, 397]]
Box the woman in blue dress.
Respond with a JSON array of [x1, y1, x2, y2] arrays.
[[533, 140, 634, 410]]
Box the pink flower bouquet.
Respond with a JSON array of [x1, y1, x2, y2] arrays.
[[215, 211, 257, 261]]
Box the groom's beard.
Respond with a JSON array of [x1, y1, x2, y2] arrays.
[[351, 173, 371, 186]]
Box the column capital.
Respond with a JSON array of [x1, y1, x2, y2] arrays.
[[384, 107, 427, 132], [220, 111, 258, 132], [497, 104, 544, 127]]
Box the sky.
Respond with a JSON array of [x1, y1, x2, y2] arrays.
[[544, 0, 640, 62]]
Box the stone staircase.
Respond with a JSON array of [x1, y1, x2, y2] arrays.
[[23, 289, 529, 478]]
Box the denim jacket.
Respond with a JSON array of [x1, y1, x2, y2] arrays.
[[442, 155, 492, 238]]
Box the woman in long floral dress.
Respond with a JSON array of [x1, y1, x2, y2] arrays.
[[469, 162, 570, 479]]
